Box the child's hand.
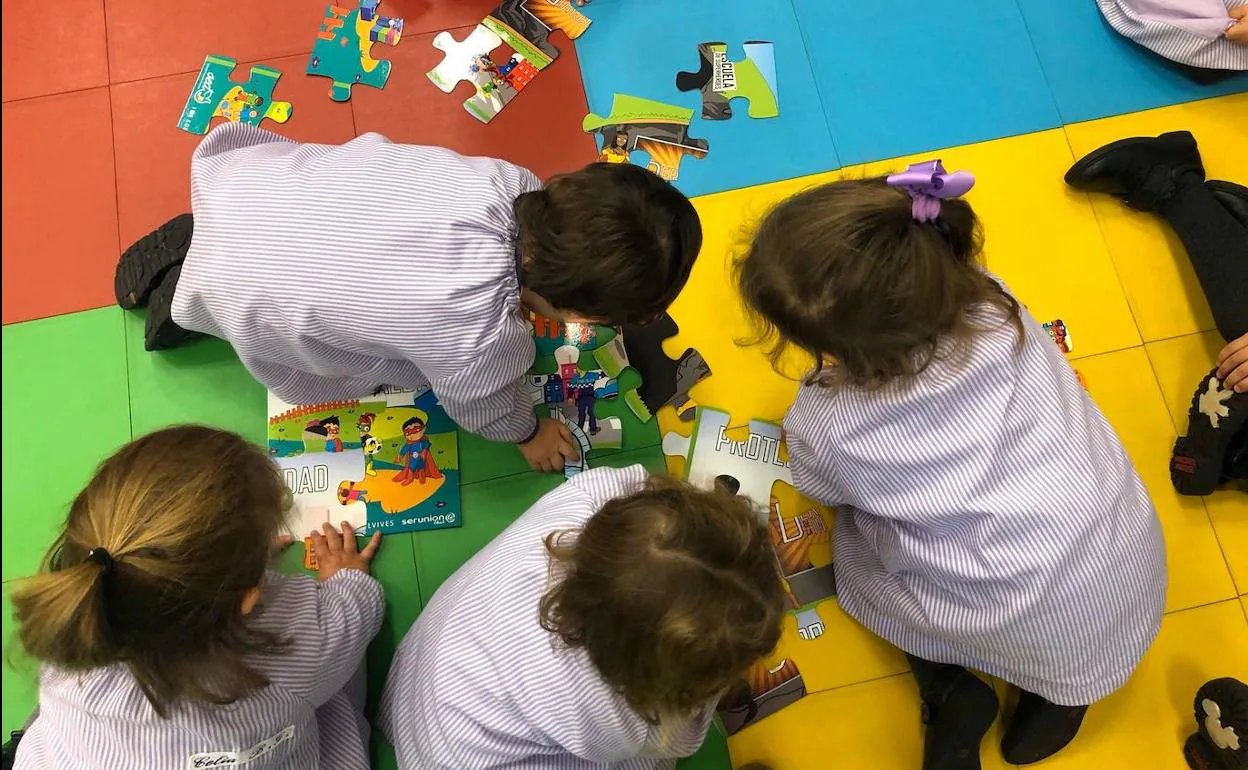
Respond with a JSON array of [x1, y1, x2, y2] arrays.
[[1217, 332, 1248, 392], [518, 417, 579, 472], [271, 534, 295, 553], [309, 521, 381, 582], [1229, 6, 1248, 44]]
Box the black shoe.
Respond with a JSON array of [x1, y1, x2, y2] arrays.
[[2, 730, 22, 770], [1207, 180, 1248, 227], [1000, 691, 1088, 764], [918, 670, 999, 770], [144, 264, 200, 351], [115, 213, 193, 310], [1064, 131, 1205, 211], [1171, 367, 1248, 496], [1185, 678, 1248, 770]]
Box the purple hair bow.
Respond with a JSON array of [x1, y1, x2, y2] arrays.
[[886, 160, 975, 223]]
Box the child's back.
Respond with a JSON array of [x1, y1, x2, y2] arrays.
[[11, 426, 384, 770], [736, 168, 1165, 765]]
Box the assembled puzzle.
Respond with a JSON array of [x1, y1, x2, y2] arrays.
[[618, 312, 710, 422], [719, 655, 807, 736], [428, 0, 591, 123], [527, 314, 625, 478], [584, 94, 710, 182], [177, 55, 292, 135], [268, 387, 461, 563], [676, 41, 779, 120], [307, 0, 404, 102]]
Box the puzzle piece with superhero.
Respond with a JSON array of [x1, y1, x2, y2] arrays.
[[676, 40, 780, 120], [428, 0, 591, 123], [584, 94, 711, 182], [177, 55, 292, 135], [307, 1, 404, 102]]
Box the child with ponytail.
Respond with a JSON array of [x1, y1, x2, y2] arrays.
[[735, 163, 1166, 769], [9, 426, 384, 770]]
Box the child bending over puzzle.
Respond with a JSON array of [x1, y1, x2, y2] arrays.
[[377, 465, 786, 769], [114, 123, 702, 472], [735, 165, 1166, 768], [8, 426, 384, 770]]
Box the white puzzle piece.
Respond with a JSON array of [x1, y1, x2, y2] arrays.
[[662, 406, 791, 511]]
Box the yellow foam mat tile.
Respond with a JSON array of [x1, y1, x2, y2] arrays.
[[1063, 94, 1248, 343], [1145, 332, 1248, 594], [1023, 599, 1248, 770], [1079, 347, 1235, 611], [728, 600, 1248, 769], [853, 129, 1140, 363], [1242, 595, 1248, 620], [670, 170, 844, 427], [727, 673, 1012, 770]]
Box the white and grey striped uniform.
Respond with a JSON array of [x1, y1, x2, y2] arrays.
[[784, 297, 1166, 706], [378, 465, 715, 769], [1098, 0, 1248, 70], [14, 569, 383, 769], [172, 123, 541, 443]]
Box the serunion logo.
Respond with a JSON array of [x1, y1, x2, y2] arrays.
[[194, 71, 217, 105]]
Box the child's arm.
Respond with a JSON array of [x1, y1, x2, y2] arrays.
[[253, 567, 385, 707], [431, 319, 539, 444]]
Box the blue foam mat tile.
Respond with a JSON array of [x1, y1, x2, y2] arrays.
[[792, 0, 1062, 165], [575, 0, 840, 197], [1017, 0, 1248, 123]]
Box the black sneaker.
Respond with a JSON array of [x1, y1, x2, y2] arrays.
[[1000, 691, 1088, 764], [143, 264, 200, 351], [1184, 678, 1248, 770], [115, 213, 194, 310], [1207, 180, 1248, 226], [2, 730, 22, 770], [918, 671, 999, 770], [1171, 368, 1248, 496], [1065, 131, 1205, 211]]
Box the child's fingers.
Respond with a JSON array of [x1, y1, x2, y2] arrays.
[[360, 531, 382, 562], [340, 521, 358, 554], [309, 530, 329, 560], [271, 534, 294, 552], [320, 521, 343, 553], [1230, 5, 1248, 20], [1216, 333, 1248, 369]]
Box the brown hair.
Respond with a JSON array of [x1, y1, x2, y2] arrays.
[[515, 162, 702, 326], [539, 476, 786, 723], [735, 176, 1023, 388], [10, 426, 290, 716]]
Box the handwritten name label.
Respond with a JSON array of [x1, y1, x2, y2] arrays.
[[186, 725, 294, 768]]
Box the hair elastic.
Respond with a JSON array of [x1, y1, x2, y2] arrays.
[[885, 160, 975, 223], [86, 547, 115, 571]]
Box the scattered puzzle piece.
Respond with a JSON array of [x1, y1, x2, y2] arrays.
[[307, 2, 403, 102], [177, 55, 292, 135], [428, 0, 591, 123], [584, 94, 710, 182], [662, 407, 790, 510], [1042, 318, 1073, 353], [676, 41, 779, 120], [718, 656, 806, 736]]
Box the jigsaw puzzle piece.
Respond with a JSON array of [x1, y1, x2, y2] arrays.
[[583, 94, 710, 182], [307, 2, 401, 103], [662, 406, 792, 511], [676, 41, 779, 120], [484, 0, 591, 65], [621, 313, 711, 422], [428, 24, 540, 123], [178, 56, 293, 135]]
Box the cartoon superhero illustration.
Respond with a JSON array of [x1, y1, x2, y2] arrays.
[[361, 433, 382, 477], [305, 415, 344, 452], [1042, 319, 1073, 354], [569, 374, 601, 435], [356, 412, 376, 436], [598, 130, 631, 164], [392, 416, 444, 486], [337, 480, 369, 505]]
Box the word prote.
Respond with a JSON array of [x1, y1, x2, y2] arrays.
[[715, 426, 789, 468], [284, 465, 330, 494]]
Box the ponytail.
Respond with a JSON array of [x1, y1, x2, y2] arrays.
[[11, 538, 119, 671]]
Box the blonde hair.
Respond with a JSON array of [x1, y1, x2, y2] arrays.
[[10, 426, 290, 716], [539, 476, 786, 724]]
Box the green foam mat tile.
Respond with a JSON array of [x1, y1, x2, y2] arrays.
[[2, 308, 132, 735]]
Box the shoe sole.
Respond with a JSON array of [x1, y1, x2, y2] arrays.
[[143, 263, 200, 351], [115, 213, 193, 310], [1063, 131, 1197, 195], [1171, 369, 1248, 496]]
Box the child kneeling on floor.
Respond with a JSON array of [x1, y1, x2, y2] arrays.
[[735, 164, 1167, 769], [378, 465, 786, 769], [9, 426, 384, 770], [116, 124, 702, 474]]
